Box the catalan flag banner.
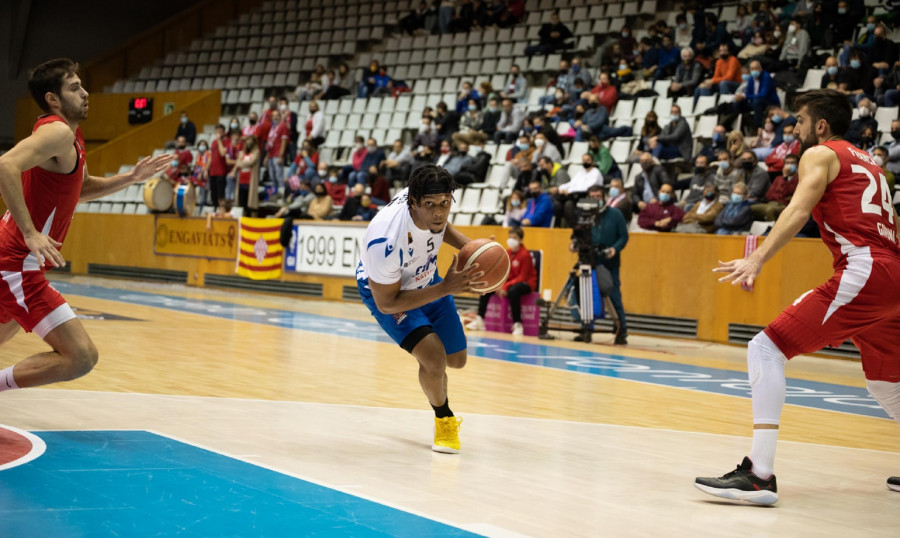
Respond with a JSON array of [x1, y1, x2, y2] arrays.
[[237, 218, 283, 280]]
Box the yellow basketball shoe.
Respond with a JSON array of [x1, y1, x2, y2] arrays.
[[432, 416, 463, 454]]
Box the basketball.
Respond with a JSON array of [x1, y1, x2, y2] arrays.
[[457, 239, 510, 294]]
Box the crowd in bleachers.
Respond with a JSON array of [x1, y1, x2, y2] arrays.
[[91, 0, 900, 232]]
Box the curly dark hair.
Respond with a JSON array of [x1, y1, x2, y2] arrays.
[[407, 164, 457, 207], [792, 89, 852, 138]]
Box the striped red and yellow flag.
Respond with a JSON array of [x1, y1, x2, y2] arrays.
[[237, 217, 283, 280]]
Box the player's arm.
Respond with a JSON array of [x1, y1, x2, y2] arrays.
[[715, 145, 833, 286], [443, 222, 472, 249], [80, 154, 173, 202], [368, 254, 484, 315], [0, 122, 74, 267]]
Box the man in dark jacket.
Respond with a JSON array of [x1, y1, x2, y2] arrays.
[[525, 11, 573, 56], [715, 181, 753, 234], [631, 152, 671, 212], [651, 104, 692, 160], [433, 102, 460, 143], [668, 48, 704, 98], [175, 112, 197, 146]]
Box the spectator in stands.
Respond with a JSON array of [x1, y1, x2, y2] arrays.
[[694, 43, 743, 103], [587, 72, 618, 114], [381, 139, 414, 186], [674, 14, 692, 48], [654, 35, 680, 81], [454, 99, 486, 144], [633, 111, 661, 159], [322, 166, 347, 206], [727, 129, 749, 159], [441, 141, 473, 179], [776, 18, 810, 71], [587, 136, 620, 179], [228, 117, 240, 134], [637, 38, 660, 81], [679, 155, 716, 212], [521, 179, 554, 227], [225, 128, 241, 202], [737, 150, 770, 203], [887, 120, 900, 176], [231, 136, 260, 216], [619, 26, 638, 62], [208, 124, 230, 209], [193, 139, 211, 208], [873, 147, 895, 190], [478, 81, 498, 108], [357, 60, 381, 98], [650, 104, 692, 161], [715, 182, 753, 235], [606, 177, 633, 223], [696, 124, 728, 161], [336, 184, 366, 221], [526, 10, 572, 56], [435, 139, 453, 168], [434, 101, 460, 143], [820, 56, 841, 90], [531, 133, 560, 164], [713, 149, 741, 204], [307, 182, 334, 220], [288, 139, 319, 182], [532, 115, 567, 158], [503, 190, 527, 227], [857, 126, 878, 155], [739, 31, 769, 61], [702, 13, 733, 52], [669, 48, 704, 98], [456, 146, 491, 186], [399, 2, 428, 34], [764, 123, 800, 175], [175, 112, 197, 146], [278, 97, 298, 158], [752, 154, 799, 221], [574, 95, 610, 142], [751, 117, 777, 160], [842, 50, 876, 106], [676, 182, 722, 234], [539, 59, 572, 106], [413, 115, 440, 152], [494, 98, 526, 143], [241, 112, 260, 139], [456, 81, 480, 113], [274, 180, 314, 219], [351, 194, 378, 222], [632, 152, 670, 213], [321, 63, 354, 100], [468, 226, 536, 336], [296, 71, 324, 103], [845, 98, 878, 147], [500, 64, 528, 103], [874, 62, 900, 107], [638, 183, 683, 232], [265, 110, 290, 196], [536, 156, 570, 194], [348, 138, 385, 188], [172, 136, 193, 176], [340, 136, 367, 182], [869, 24, 899, 75], [304, 101, 327, 147]]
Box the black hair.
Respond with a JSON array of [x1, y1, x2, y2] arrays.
[[587, 185, 604, 194], [785, 153, 800, 161], [510, 226, 525, 239], [792, 89, 852, 137], [874, 146, 889, 155], [407, 164, 457, 207], [28, 58, 80, 112]]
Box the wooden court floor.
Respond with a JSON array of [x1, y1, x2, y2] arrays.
[[0, 275, 898, 537]]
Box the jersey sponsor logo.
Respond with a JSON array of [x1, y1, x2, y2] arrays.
[[392, 311, 407, 325], [847, 146, 877, 167]]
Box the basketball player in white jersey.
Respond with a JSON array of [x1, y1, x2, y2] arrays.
[[357, 164, 485, 453]]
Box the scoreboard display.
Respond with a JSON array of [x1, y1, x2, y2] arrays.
[[128, 97, 153, 124]]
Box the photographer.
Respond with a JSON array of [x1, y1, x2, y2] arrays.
[[569, 185, 629, 345]]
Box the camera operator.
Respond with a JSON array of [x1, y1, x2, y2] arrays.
[[568, 185, 630, 345]]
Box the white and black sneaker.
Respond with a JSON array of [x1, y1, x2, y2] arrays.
[[694, 457, 778, 505], [888, 477, 900, 492]]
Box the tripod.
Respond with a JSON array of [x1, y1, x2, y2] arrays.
[[537, 259, 619, 344]]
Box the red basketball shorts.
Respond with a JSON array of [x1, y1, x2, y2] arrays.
[[0, 270, 75, 338], [765, 250, 900, 382]]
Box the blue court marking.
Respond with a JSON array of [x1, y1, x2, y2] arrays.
[[0, 430, 475, 537], [53, 280, 888, 420]]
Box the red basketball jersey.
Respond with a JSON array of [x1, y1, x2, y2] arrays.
[[812, 140, 900, 269], [0, 115, 85, 271]]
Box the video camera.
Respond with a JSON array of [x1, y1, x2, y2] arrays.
[[570, 197, 608, 264]]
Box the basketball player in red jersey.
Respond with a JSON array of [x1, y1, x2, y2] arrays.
[[693, 90, 900, 504], [0, 58, 171, 394]]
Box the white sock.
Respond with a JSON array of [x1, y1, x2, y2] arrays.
[[0, 366, 19, 392], [746, 332, 786, 479], [749, 429, 778, 479]]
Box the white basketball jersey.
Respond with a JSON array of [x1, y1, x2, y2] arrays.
[[357, 188, 445, 290]]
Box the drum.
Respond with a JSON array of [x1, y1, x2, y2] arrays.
[[143, 177, 174, 212], [174, 183, 197, 217]]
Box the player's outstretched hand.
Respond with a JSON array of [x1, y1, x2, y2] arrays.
[[444, 254, 487, 294], [131, 154, 175, 183], [24, 232, 64, 268], [713, 257, 762, 287]]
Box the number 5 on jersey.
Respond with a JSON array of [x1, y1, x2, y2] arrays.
[[854, 164, 894, 224]]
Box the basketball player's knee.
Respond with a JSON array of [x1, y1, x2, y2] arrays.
[[447, 350, 467, 369], [65, 341, 98, 379], [747, 332, 785, 387]]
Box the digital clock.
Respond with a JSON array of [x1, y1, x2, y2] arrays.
[[128, 97, 153, 124]]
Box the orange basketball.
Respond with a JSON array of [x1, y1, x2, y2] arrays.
[[456, 239, 511, 293]]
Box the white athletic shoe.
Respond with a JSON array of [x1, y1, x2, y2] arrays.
[[466, 316, 485, 330], [512, 322, 524, 336]]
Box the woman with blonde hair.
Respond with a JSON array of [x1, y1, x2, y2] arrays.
[[727, 130, 749, 159]]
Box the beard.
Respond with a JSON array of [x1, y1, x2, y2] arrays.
[[60, 95, 87, 122], [798, 130, 818, 156]]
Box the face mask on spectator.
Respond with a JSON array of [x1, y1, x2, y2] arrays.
[[771, 114, 782, 124], [608, 187, 621, 198], [279, 104, 287, 112], [367, 144, 377, 152], [750, 70, 761, 78], [517, 142, 529, 150], [850, 59, 861, 69], [867, 23, 876, 32], [621, 31, 629, 38], [671, 114, 680, 121], [328, 176, 338, 184], [170, 159, 179, 168], [786, 163, 798, 175], [892, 130, 900, 140], [419, 121, 431, 133], [249, 117, 258, 125], [355, 142, 364, 150], [230, 121, 239, 129], [731, 193, 744, 203], [511, 199, 521, 208], [837, 7, 847, 14], [180, 117, 187, 124], [859, 107, 871, 118], [315, 189, 327, 197], [555, 91, 564, 100], [678, 23, 687, 29], [318, 169, 328, 177], [659, 192, 672, 203], [583, 161, 593, 169], [198, 145, 207, 152], [753, 37, 763, 45], [269, 101, 277, 110], [177, 143, 186, 150], [741, 73, 751, 82], [695, 165, 707, 174], [534, 138, 545, 148], [741, 161, 755, 171], [718, 161, 730, 170], [861, 136, 874, 145], [773, 30, 781, 38], [618, 63, 628, 71], [704, 191, 716, 200], [783, 134, 795, 143], [507, 238, 520, 250], [874, 155, 885, 167], [826, 66, 838, 76], [442, 146, 451, 154], [712, 133, 724, 143]]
